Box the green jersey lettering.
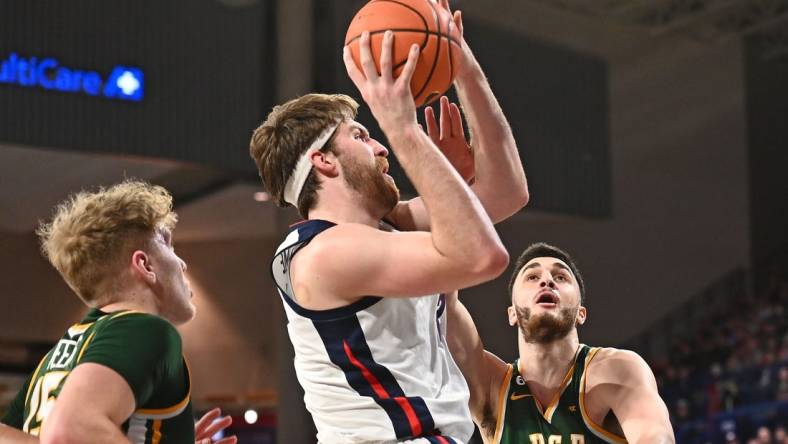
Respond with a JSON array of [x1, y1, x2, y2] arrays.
[[1, 309, 194, 443]]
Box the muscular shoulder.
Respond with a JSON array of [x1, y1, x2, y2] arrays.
[[290, 223, 374, 306], [587, 347, 656, 390], [84, 312, 182, 367], [99, 312, 181, 348]]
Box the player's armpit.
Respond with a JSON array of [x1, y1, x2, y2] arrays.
[[0, 423, 39, 443], [291, 224, 508, 309], [445, 292, 508, 423], [40, 363, 134, 444], [588, 349, 675, 444]]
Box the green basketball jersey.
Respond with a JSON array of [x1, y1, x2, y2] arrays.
[[492, 345, 627, 444], [1, 309, 194, 443]]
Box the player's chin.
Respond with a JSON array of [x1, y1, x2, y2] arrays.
[[172, 301, 197, 325]]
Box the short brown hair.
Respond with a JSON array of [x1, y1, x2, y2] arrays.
[[249, 93, 359, 217], [37, 181, 177, 306], [508, 242, 586, 304]]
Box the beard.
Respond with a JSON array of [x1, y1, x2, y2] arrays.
[[342, 155, 400, 212], [515, 305, 578, 344]]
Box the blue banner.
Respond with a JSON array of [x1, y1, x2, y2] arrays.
[[0, 53, 144, 102]]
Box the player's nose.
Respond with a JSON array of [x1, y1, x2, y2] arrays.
[[373, 140, 389, 157]]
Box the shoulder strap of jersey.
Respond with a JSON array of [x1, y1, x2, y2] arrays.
[[490, 362, 515, 444], [271, 219, 336, 301], [578, 346, 628, 444]]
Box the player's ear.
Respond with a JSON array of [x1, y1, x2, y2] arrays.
[[131, 250, 156, 284], [576, 306, 587, 326], [311, 150, 339, 178], [507, 305, 517, 327]]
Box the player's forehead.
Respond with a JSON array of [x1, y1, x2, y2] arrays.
[[340, 120, 369, 135], [522, 257, 573, 276]]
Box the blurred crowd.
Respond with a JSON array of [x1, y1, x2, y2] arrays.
[[647, 272, 788, 443]]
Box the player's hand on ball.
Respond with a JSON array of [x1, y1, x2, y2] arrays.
[[194, 407, 238, 444], [425, 96, 475, 183], [343, 30, 420, 134], [437, 0, 470, 78]]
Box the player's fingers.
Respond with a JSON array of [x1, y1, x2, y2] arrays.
[[379, 31, 394, 82], [343, 46, 366, 87], [201, 415, 233, 437], [439, 96, 451, 139], [424, 106, 439, 141], [449, 102, 464, 138], [194, 408, 221, 436], [397, 44, 420, 89], [439, 0, 450, 11], [454, 10, 463, 37], [359, 31, 379, 80]]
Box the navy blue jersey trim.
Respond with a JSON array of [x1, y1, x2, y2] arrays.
[[425, 436, 457, 444], [313, 314, 436, 440], [271, 219, 383, 321], [279, 292, 382, 321]]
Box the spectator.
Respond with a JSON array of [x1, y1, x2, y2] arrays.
[[774, 426, 787, 444], [756, 425, 773, 444]]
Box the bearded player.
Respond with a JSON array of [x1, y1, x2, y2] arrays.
[[248, 3, 528, 442], [447, 243, 674, 443], [0, 181, 236, 444]]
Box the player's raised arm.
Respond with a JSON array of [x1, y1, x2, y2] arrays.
[[449, 5, 528, 222], [444, 292, 509, 425], [299, 30, 508, 301], [587, 349, 675, 444], [386, 3, 528, 232]]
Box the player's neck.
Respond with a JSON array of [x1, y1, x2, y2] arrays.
[[518, 331, 580, 384], [98, 288, 159, 317], [308, 188, 385, 227]]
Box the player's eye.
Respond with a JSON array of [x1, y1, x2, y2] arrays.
[[526, 274, 539, 281]]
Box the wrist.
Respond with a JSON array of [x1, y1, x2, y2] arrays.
[[381, 122, 421, 143]]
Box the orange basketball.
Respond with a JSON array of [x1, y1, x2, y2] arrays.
[[345, 0, 462, 107]]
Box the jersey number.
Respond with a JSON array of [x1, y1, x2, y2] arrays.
[[23, 371, 68, 435]]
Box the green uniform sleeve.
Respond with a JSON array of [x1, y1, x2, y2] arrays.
[[77, 312, 183, 408], [1, 374, 31, 428]]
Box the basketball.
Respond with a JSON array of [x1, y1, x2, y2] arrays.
[[345, 0, 462, 107]]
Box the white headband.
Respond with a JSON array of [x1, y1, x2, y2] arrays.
[[283, 122, 340, 206]]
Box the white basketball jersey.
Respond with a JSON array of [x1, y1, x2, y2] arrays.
[[272, 220, 473, 444]]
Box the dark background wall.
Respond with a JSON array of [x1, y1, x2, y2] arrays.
[[744, 28, 788, 287], [0, 0, 273, 173], [313, 0, 611, 217]]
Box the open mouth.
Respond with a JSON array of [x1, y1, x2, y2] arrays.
[[534, 290, 559, 307]]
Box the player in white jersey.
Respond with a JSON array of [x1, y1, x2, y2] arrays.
[[250, 2, 529, 442]]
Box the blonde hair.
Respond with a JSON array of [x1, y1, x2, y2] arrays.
[[37, 180, 178, 305], [249, 93, 359, 217]]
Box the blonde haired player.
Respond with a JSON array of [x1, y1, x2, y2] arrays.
[[0, 181, 236, 444]]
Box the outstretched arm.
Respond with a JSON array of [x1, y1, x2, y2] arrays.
[[387, 1, 528, 232], [295, 31, 508, 308], [445, 292, 508, 426], [587, 350, 675, 444]]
